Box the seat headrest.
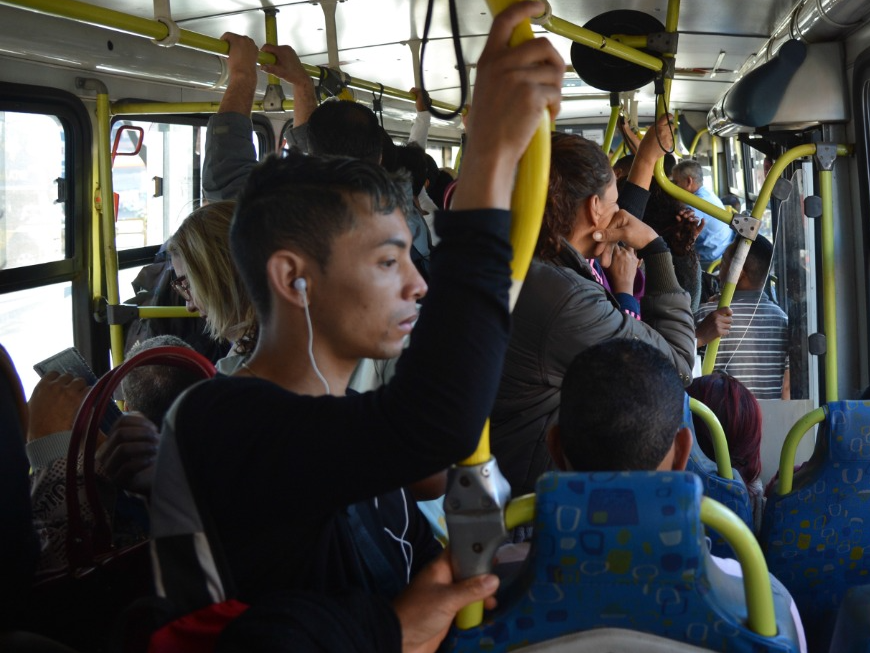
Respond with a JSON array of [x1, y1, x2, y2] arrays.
[[825, 401, 870, 462], [534, 471, 704, 585]]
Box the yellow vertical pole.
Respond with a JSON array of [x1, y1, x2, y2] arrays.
[[656, 0, 680, 115], [820, 169, 837, 401], [263, 8, 280, 86], [95, 92, 124, 368], [602, 103, 620, 156], [452, 0, 551, 630]]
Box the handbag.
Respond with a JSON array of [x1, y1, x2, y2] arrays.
[[28, 346, 216, 652]]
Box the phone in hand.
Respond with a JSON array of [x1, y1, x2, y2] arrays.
[[33, 347, 123, 433]]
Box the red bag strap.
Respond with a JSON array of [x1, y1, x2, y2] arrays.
[[66, 346, 216, 568]]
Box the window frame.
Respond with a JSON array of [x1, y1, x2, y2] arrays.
[[0, 82, 96, 365]]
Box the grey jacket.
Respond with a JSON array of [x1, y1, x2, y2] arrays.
[[491, 240, 696, 496]]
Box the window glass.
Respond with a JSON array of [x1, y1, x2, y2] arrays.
[[111, 120, 207, 249], [0, 111, 67, 269], [113, 121, 265, 249], [728, 137, 745, 198], [0, 281, 74, 396]]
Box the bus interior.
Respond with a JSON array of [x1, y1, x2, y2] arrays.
[[3, 0, 870, 650]]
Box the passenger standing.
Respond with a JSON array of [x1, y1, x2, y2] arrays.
[[671, 159, 733, 269], [695, 235, 789, 399], [149, 2, 564, 633], [490, 128, 696, 498]]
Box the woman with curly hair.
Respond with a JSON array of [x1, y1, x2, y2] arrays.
[[490, 121, 697, 501]]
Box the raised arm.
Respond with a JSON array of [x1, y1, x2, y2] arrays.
[[202, 33, 262, 201], [217, 33, 260, 117], [627, 113, 674, 190]]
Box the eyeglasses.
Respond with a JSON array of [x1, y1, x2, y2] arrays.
[[170, 274, 192, 302]]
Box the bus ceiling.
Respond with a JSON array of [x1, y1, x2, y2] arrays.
[[0, 0, 869, 128]]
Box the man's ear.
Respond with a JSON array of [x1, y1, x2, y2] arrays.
[[672, 427, 693, 471], [266, 250, 308, 309], [547, 425, 571, 471]]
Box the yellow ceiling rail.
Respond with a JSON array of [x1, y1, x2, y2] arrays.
[[111, 99, 296, 115], [539, 15, 663, 72], [0, 0, 456, 112]]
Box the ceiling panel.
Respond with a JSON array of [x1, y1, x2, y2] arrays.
[[6, 0, 799, 123]]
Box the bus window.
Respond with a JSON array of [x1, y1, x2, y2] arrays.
[[0, 112, 67, 269], [111, 120, 207, 250], [110, 118, 266, 250], [0, 282, 74, 396], [726, 136, 746, 200]]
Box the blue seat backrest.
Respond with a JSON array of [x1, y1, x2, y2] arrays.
[[761, 400, 870, 652], [681, 394, 754, 555], [449, 471, 799, 653]]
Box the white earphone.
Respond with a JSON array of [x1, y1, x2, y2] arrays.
[[294, 278, 330, 395]]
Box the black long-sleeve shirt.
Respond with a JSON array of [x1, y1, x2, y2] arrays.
[[150, 208, 513, 610]]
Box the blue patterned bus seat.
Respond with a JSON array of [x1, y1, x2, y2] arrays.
[[682, 394, 754, 556], [760, 400, 870, 653], [449, 471, 800, 653]]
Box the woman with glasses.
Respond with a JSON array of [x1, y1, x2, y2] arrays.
[[167, 200, 257, 373]]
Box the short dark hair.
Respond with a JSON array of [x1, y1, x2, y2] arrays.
[[744, 234, 773, 287], [308, 101, 382, 163], [122, 335, 201, 427], [612, 154, 635, 179], [720, 193, 741, 212], [559, 339, 685, 472], [725, 233, 773, 288], [231, 150, 414, 319]]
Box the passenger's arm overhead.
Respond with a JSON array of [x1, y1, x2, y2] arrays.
[[408, 88, 432, 147], [202, 33, 261, 201], [627, 113, 674, 191]]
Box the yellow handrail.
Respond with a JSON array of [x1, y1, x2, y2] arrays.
[[688, 397, 733, 479], [700, 497, 776, 637], [454, 0, 551, 629], [540, 16, 663, 73], [111, 100, 296, 115], [504, 494, 536, 531], [776, 406, 827, 495], [602, 104, 620, 155], [696, 144, 852, 375], [689, 127, 708, 156]]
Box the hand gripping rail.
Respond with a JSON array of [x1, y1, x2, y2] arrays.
[[445, 0, 551, 630]]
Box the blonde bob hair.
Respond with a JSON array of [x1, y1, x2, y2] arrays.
[[166, 200, 257, 353]]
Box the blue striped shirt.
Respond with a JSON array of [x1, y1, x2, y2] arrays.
[[695, 291, 789, 399]]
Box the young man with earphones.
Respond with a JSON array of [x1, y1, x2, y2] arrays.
[[149, 3, 564, 649]]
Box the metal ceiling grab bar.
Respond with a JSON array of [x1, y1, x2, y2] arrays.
[[446, 0, 551, 631], [0, 0, 456, 112]]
